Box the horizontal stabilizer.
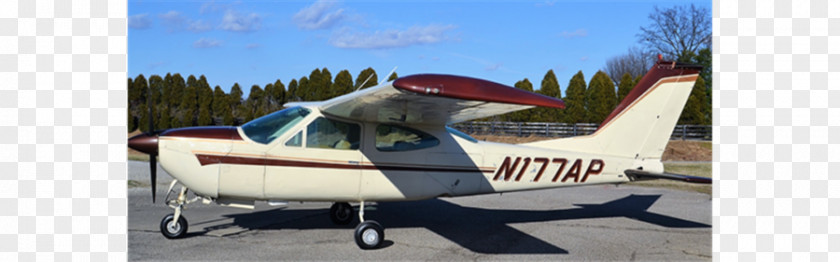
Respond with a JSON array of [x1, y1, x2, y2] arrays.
[[624, 169, 711, 184]]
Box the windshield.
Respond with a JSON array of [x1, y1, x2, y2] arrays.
[[241, 107, 311, 144]]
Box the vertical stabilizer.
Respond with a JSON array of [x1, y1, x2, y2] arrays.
[[525, 61, 702, 167]]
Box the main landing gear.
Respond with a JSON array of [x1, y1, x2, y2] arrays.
[[160, 180, 200, 239], [330, 201, 385, 249]]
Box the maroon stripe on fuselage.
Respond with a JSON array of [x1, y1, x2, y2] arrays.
[[161, 126, 243, 140], [195, 154, 493, 173]]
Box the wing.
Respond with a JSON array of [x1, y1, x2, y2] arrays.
[[284, 74, 565, 125]]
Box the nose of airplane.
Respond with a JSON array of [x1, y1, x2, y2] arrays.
[[128, 133, 159, 155]]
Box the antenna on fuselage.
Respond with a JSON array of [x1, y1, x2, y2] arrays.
[[354, 72, 375, 92], [383, 66, 398, 83], [354, 66, 398, 92]]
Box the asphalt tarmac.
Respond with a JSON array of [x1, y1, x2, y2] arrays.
[[128, 161, 711, 261]]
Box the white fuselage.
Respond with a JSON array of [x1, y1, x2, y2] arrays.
[[157, 109, 636, 204]]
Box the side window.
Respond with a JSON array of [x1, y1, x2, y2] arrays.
[[375, 125, 439, 152], [306, 117, 360, 150], [285, 131, 302, 147]]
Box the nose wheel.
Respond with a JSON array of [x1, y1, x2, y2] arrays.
[[351, 201, 384, 249], [160, 213, 188, 239]]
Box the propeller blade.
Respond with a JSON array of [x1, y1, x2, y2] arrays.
[[147, 83, 154, 134], [147, 76, 157, 203], [150, 153, 157, 203]]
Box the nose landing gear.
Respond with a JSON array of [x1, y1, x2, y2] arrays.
[[160, 180, 200, 239]]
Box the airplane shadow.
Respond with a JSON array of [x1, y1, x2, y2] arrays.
[[200, 194, 709, 254]]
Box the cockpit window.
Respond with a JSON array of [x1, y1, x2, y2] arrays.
[[376, 125, 439, 152], [446, 126, 478, 143], [285, 131, 303, 147], [306, 117, 361, 150], [241, 107, 310, 144]]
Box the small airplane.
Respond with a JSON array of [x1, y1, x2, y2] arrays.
[[128, 58, 710, 249]]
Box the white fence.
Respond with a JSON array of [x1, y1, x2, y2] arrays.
[[449, 122, 711, 141]]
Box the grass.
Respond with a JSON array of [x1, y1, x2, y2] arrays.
[[630, 162, 712, 195], [128, 153, 150, 162], [128, 180, 147, 188]]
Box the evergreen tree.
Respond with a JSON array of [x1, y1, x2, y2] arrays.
[[229, 83, 243, 124], [148, 75, 167, 129], [243, 85, 263, 122], [318, 68, 333, 100], [212, 86, 231, 125], [585, 71, 616, 124], [133, 74, 150, 132], [127, 77, 138, 132], [180, 76, 198, 127], [387, 72, 398, 81], [355, 67, 378, 89], [616, 73, 635, 103], [679, 77, 709, 125], [564, 71, 587, 124], [168, 73, 186, 128], [158, 103, 171, 129], [537, 70, 562, 122], [307, 69, 323, 100], [271, 79, 286, 111], [332, 70, 354, 98], [298, 76, 310, 101], [263, 83, 274, 114], [286, 79, 299, 102], [127, 109, 136, 133], [510, 78, 536, 122], [197, 79, 214, 126]]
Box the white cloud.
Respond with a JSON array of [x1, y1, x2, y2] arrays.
[[199, 0, 235, 14], [330, 24, 456, 49], [293, 0, 345, 30], [128, 13, 152, 29], [193, 38, 222, 48], [156, 11, 212, 33], [559, 28, 588, 39], [158, 11, 185, 32], [187, 20, 212, 32], [219, 10, 262, 32]]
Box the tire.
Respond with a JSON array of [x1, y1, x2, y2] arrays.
[[330, 202, 354, 225], [160, 213, 188, 239], [354, 220, 384, 249]]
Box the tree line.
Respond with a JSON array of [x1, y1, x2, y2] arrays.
[[127, 67, 396, 132], [128, 64, 708, 133]]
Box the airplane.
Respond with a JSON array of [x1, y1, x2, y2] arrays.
[[128, 58, 711, 249]]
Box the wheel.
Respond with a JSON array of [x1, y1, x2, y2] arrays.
[[160, 213, 188, 239], [354, 220, 384, 249], [330, 202, 354, 225]]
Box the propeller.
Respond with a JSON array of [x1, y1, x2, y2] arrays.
[[128, 85, 160, 203], [148, 99, 157, 203]]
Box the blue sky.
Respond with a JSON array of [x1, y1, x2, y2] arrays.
[[128, 0, 711, 96]]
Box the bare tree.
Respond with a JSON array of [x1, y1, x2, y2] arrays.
[[637, 4, 711, 61], [603, 46, 654, 86]]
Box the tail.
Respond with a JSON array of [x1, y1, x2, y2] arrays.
[[525, 60, 702, 171]]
